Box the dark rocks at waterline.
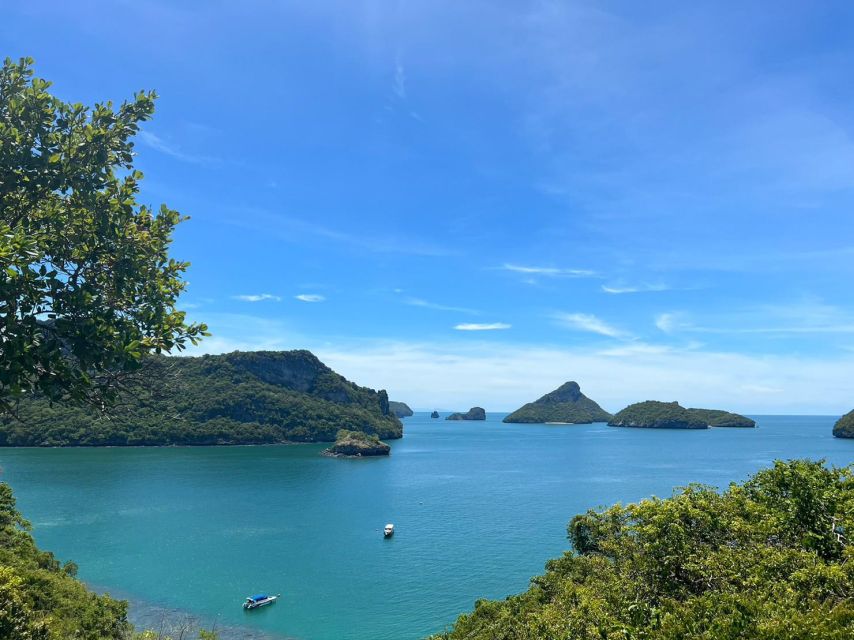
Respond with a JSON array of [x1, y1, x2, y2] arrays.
[[431, 411, 440, 418], [446, 407, 486, 421]]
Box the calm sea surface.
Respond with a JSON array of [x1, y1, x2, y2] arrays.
[[1, 414, 852, 640]]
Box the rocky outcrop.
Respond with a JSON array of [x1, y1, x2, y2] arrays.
[[833, 410, 854, 438], [446, 407, 486, 421], [322, 429, 391, 457], [688, 408, 755, 428], [431, 410, 440, 418], [503, 381, 612, 424], [389, 401, 414, 418], [608, 401, 708, 429]]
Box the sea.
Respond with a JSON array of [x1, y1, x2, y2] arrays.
[[1, 413, 852, 640]]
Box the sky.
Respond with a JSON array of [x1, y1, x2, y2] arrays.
[[5, 1, 854, 413]]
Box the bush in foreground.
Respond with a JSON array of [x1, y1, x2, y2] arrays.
[[431, 459, 853, 640]]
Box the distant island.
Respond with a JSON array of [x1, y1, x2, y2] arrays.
[[322, 429, 391, 457], [446, 407, 486, 421], [609, 401, 708, 429], [608, 401, 754, 429], [688, 408, 756, 428], [503, 381, 612, 424], [431, 410, 440, 418], [833, 410, 854, 438], [0, 350, 402, 446], [389, 401, 414, 418]]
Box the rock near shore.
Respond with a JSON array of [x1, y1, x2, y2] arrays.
[[322, 429, 391, 457], [446, 407, 486, 421]]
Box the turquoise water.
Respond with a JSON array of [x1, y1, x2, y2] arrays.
[[1, 414, 852, 640]]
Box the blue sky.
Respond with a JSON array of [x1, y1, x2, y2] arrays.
[[6, 1, 854, 412]]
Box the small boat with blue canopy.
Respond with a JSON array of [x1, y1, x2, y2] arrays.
[[243, 593, 280, 610]]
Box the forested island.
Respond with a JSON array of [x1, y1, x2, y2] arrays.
[[503, 381, 612, 424], [446, 407, 486, 421], [0, 351, 403, 446], [608, 401, 754, 429], [430, 460, 854, 639], [834, 410, 854, 438], [389, 401, 414, 418]]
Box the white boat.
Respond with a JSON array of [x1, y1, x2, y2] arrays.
[[243, 593, 280, 610], [384, 523, 394, 538]]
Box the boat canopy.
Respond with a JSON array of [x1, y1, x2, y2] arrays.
[[250, 594, 269, 601]]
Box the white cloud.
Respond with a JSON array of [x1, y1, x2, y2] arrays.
[[603, 283, 672, 294], [502, 263, 597, 278], [182, 316, 854, 413], [655, 313, 679, 333], [295, 294, 325, 303], [393, 61, 407, 99], [454, 323, 511, 331], [138, 130, 216, 165], [233, 293, 282, 302], [554, 312, 629, 338], [406, 298, 478, 314]]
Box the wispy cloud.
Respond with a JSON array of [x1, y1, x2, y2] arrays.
[[233, 293, 281, 302], [138, 130, 217, 165], [602, 283, 672, 294], [393, 61, 407, 99], [406, 298, 478, 314], [553, 312, 629, 338], [295, 294, 325, 303], [502, 264, 597, 278], [454, 323, 511, 331]]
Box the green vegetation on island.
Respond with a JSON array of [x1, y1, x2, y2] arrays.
[[834, 410, 854, 438], [446, 407, 486, 421], [430, 459, 854, 640], [0, 350, 402, 446], [323, 429, 391, 457], [608, 401, 708, 429], [503, 381, 612, 424], [389, 401, 414, 418], [688, 408, 756, 428]]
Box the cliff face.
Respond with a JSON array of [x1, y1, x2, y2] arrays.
[[446, 407, 486, 421], [503, 381, 612, 424], [833, 410, 854, 438], [608, 401, 708, 429], [0, 350, 403, 446]]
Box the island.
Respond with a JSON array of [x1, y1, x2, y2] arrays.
[[833, 410, 854, 438], [503, 381, 612, 424], [446, 407, 486, 421], [431, 410, 440, 418], [389, 401, 414, 418], [688, 408, 756, 427], [322, 429, 391, 457], [0, 350, 403, 446], [608, 401, 708, 429]]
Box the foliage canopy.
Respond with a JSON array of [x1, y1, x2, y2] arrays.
[[430, 459, 854, 640], [0, 57, 206, 413]]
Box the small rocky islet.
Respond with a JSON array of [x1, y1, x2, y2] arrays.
[[608, 401, 755, 429], [446, 407, 486, 421], [322, 429, 391, 457], [503, 381, 612, 424], [431, 410, 440, 418]]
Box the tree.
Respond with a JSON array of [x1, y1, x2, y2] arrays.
[[0, 57, 207, 413]]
